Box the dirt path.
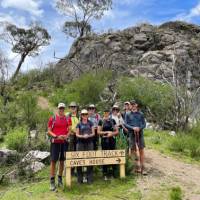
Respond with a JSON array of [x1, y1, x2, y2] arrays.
[[137, 149, 200, 200], [37, 96, 56, 113]]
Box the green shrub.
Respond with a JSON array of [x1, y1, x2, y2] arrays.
[[190, 122, 200, 140], [117, 77, 174, 128], [169, 136, 187, 153], [170, 186, 182, 200], [50, 70, 112, 106], [5, 127, 28, 152], [17, 92, 37, 129]]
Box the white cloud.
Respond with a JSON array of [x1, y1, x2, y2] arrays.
[[174, 2, 200, 21], [0, 13, 27, 27], [1, 0, 43, 17]]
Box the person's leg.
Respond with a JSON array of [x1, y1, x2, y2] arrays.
[[76, 142, 84, 183], [58, 143, 66, 187], [110, 138, 117, 178], [139, 149, 145, 169], [50, 161, 56, 177], [58, 161, 64, 176], [139, 133, 146, 174], [101, 138, 108, 177], [50, 143, 59, 191], [87, 141, 94, 183]]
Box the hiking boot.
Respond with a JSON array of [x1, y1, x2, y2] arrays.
[[50, 178, 56, 191], [104, 176, 108, 181], [83, 176, 87, 183], [141, 166, 148, 176], [58, 176, 63, 188]]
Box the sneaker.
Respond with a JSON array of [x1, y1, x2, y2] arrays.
[[50, 179, 56, 191], [104, 176, 108, 181], [58, 176, 63, 188], [83, 176, 87, 183]]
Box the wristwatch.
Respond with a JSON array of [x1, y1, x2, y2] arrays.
[[53, 135, 58, 139]]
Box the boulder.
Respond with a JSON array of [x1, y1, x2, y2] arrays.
[[22, 150, 50, 163], [25, 161, 45, 173], [0, 149, 18, 163]]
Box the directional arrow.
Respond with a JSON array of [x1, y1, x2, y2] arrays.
[[116, 158, 121, 163]]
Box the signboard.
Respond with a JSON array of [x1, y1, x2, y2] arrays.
[[65, 150, 126, 187]]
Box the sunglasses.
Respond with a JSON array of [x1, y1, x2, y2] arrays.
[[113, 108, 119, 111], [88, 107, 95, 110], [82, 113, 88, 116], [70, 106, 77, 108]]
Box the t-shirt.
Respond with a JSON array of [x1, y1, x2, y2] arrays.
[[88, 113, 101, 128], [98, 118, 116, 132], [76, 120, 94, 136], [66, 112, 79, 133], [48, 115, 72, 143], [111, 114, 124, 127], [124, 111, 146, 132]]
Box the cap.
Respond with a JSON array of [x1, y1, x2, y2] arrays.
[[88, 104, 96, 108], [81, 109, 88, 114], [103, 108, 110, 112], [69, 102, 77, 107], [112, 104, 119, 109], [124, 101, 130, 105], [58, 103, 66, 108], [130, 99, 140, 105]]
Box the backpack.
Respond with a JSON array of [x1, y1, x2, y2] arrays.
[[47, 114, 69, 142], [101, 117, 115, 131]]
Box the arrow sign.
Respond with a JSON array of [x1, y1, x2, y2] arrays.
[[116, 158, 121, 163]]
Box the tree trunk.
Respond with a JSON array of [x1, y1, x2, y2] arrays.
[[11, 53, 26, 82]]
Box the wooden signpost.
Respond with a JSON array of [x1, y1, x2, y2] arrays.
[[65, 149, 126, 187]]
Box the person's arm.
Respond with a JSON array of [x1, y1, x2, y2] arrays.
[[110, 125, 118, 137], [139, 113, 146, 130], [124, 114, 134, 130], [97, 120, 108, 136], [48, 117, 60, 139], [88, 126, 95, 138], [48, 128, 58, 138], [76, 127, 84, 139]]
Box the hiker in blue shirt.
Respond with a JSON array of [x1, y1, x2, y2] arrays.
[[124, 100, 146, 175]]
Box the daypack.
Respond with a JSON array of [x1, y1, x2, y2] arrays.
[[47, 114, 70, 142], [101, 117, 115, 132]]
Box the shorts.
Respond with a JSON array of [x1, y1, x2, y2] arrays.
[[128, 131, 145, 150], [50, 142, 68, 162]]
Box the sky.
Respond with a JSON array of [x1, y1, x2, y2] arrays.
[[0, 0, 200, 73]]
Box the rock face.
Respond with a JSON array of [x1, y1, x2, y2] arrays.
[[56, 21, 200, 88], [0, 149, 18, 164]]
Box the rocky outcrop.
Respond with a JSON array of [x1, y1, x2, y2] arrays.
[[56, 21, 200, 88], [0, 149, 18, 164]]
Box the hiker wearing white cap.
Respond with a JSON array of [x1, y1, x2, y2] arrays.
[[76, 109, 95, 184], [88, 104, 101, 150], [111, 104, 124, 127], [122, 101, 131, 120], [48, 103, 72, 191]]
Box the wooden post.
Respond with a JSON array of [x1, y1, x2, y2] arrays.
[[66, 167, 71, 188], [120, 163, 125, 178]]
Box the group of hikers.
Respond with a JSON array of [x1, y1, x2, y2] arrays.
[[48, 100, 146, 191]]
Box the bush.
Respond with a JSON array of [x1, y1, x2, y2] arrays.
[[5, 127, 28, 152], [17, 92, 38, 129], [170, 186, 182, 200], [117, 77, 174, 128], [169, 133, 200, 160], [50, 70, 112, 107], [169, 135, 187, 153]]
